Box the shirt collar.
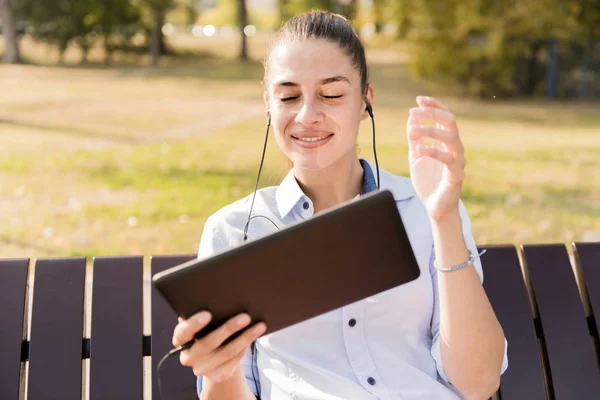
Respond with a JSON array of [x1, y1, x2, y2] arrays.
[[359, 159, 378, 195], [276, 167, 307, 219], [276, 158, 415, 219]]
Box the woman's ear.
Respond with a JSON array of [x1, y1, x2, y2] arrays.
[[360, 85, 375, 121]]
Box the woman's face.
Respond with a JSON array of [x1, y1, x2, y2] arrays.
[[265, 39, 373, 171]]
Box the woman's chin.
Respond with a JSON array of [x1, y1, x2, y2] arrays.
[[289, 155, 337, 171]]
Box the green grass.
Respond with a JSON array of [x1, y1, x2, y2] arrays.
[[0, 35, 598, 258]]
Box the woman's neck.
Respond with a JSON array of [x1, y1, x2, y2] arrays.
[[293, 153, 364, 214]]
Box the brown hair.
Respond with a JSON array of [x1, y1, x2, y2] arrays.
[[264, 10, 369, 96]]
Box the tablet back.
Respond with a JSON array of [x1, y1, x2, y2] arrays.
[[152, 190, 420, 339]]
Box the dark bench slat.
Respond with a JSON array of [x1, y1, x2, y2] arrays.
[[28, 258, 86, 400], [151, 255, 198, 400], [575, 242, 600, 334], [0, 259, 29, 400], [523, 244, 600, 399], [90, 256, 144, 400], [479, 245, 546, 399]]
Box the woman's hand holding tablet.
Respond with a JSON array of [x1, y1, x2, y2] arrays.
[[172, 311, 266, 395]]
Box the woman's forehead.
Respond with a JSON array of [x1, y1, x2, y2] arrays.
[[267, 39, 359, 87]]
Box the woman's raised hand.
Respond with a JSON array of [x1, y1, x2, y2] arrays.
[[406, 96, 466, 221]]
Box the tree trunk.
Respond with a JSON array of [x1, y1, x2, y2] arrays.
[[184, 0, 198, 27], [80, 42, 89, 64], [237, 0, 248, 61], [395, 0, 411, 39], [525, 40, 542, 96], [0, 0, 21, 64], [103, 37, 112, 65], [373, 0, 384, 34], [150, 9, 165, 66]]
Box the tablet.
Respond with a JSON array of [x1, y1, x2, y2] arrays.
[[152, 189, 420, 343]]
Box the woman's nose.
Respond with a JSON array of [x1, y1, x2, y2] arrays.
[[295, 100, 323, 126]]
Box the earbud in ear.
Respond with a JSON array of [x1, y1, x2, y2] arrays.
[[266, 111, 271, 125], [365, 102, 373, 118]]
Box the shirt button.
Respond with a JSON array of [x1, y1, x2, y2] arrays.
[[348, 318, 357, 327], [367, 377, 376, 386], [302, 202, 309, 210]]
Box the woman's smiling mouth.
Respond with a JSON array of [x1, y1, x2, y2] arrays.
[[291, 133, 334, 148]]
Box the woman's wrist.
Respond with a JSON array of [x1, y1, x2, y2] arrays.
[[201, 366, 256, 400], [430, 210, 462, 241], [430, 210, 471, 269]]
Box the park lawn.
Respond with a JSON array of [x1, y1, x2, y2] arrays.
[[0, 35, 598, 258]]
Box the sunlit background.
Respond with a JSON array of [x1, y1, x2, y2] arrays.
[[1, 0, 599, 258]]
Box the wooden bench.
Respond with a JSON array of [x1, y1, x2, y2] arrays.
[[1, 242, 599, 399]]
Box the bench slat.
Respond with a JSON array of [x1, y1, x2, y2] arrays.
[[0, 259, 29, 400], [479, 245, 546, 399], [523, 244, 600, 399], [575, 242, 600, 334], [151, 255, 197, 400], [90, 256, 144, 400], [28, 258, 86, 400]]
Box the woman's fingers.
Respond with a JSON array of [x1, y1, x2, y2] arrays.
[[416, 145, 454, 164], [408, 125, 457, 143], [409, 106, 458, 132], [408, 124, 464, 155], [212, 322, 266, 364], [196, 313, 253, 352], [415, 145, 466, 181], [408, 96, 464, 157], [416, 95, 449, 111], [184, 321, 267, 376], [173, 311, 212, 347]]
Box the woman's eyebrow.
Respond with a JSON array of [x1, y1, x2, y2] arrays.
[[319, 76, 351, 85], [274, 75, 351, 88]]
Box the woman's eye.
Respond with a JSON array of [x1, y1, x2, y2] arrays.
[[323, 95, 342, 99], [280, 96, 299, 102]]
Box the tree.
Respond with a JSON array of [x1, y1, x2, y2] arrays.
[[393, 0, 413, 38], [402, 0, 585, 97], [182, 0, 199, 26], [138, 0, 175, 66], [95, 0, 143, 64], [237, 0, 248, 61], [209, 0, 252, 61], [371, 0, 387, 34], [0, 0, 21, 63], [22, 0, 97, 63]]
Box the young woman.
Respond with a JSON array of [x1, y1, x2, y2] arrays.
[[172, 11, 508, 400]]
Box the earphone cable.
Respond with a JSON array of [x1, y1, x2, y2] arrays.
[[369, 107, 380, 190], [243, 115, 272, 242], [156, 345, 187, 400]]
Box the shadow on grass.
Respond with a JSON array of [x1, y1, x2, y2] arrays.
[[0, 118, 141, 144], [117, 58, 265, 81], [86, 163, 266, 191], [21, 50, 266, 82]]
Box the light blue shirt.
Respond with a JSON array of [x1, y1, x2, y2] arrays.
[[196, 159, 508, 399]]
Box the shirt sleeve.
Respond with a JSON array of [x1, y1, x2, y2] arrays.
[[195, 215, 261, 398], [429, 200, 509, 385]]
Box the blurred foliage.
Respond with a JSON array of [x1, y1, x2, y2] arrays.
[[4, 0, 600, 97], [393, 0, 600, 98]]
